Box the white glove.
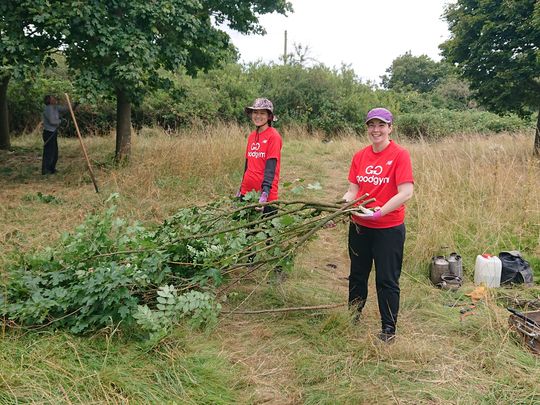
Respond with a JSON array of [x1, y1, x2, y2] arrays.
[[353, 206, 383, 219]]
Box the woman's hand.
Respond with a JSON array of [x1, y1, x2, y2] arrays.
[[255, 191, 268, 211], [342, 191, 356, 202], [342, 183, 360, 202]]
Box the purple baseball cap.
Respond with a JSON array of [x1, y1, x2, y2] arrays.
[[365, 108, 393, 124]]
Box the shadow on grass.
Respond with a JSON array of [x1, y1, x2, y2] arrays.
[[0, 142, 115, 186], [0, 145, 43, 183]]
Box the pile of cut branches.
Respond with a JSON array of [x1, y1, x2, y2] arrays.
[[1, 193, 372, 337]]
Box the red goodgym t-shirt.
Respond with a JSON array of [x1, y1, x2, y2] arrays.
[[348, 140, 414, 228], [240, 127, 282, 201]]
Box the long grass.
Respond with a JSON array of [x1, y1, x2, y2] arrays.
[[1, 125, 539, 404]]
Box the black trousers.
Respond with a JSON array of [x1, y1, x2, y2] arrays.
[[262, 204, 277, 218], [42, 129, 58, 174], [348, 222, 406, 333], [246, 204, 278, 263]]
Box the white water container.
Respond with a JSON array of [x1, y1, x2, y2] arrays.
[[474, 254, 502, 287]]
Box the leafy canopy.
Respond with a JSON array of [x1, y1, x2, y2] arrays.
[[60, 0, 292, 102], [381, 52, 454, 93], [0, 0, 62, 80], [441, 0, 540, 117]]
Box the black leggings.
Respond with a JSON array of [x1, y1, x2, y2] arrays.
[[348, 222, 406, 333]]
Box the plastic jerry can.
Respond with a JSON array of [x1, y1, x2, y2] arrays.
[[474, 254, 502, 287]]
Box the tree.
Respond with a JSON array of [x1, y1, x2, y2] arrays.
[[0, 1, 61, 150], [281, 43, 318, 67], [441, 0, 540, 155], [431, 76, 473, 111], [60, 0, 292, 161], [381, 52, 453, 93]]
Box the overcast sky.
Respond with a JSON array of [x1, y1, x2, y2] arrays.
[[227, 0, 456, 84]]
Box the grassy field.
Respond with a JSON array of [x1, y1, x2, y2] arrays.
[[1, 125, 539, 404]]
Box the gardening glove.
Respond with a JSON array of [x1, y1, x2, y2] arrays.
[[255, 191, 268, 211], [353, 206, 383, 220]]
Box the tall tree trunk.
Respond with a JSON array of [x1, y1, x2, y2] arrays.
[[0, 75, 11, 150], [115, 87, 131, 161], [534, 105, 540, 157]]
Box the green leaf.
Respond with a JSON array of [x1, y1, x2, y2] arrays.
[[280, 215, 295, 226]]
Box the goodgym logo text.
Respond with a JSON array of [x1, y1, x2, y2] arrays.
[[356, 165, 389, 186], [248, 142, 266, 158]]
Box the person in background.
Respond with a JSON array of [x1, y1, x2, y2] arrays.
[[237, 98, 282, 215], [342, 107, 414, 343], [42, 94, 68, 175]]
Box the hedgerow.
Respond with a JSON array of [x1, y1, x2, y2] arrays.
[[6, 61, 531, 137]]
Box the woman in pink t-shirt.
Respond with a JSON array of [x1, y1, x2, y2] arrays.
[[342, 107, 414, 343]]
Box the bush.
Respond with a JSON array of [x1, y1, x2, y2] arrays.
[[246, 63, 374, 133], [396, 109, 529, 140]]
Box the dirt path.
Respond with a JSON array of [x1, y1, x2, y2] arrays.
[[216, 141, 355, 404]]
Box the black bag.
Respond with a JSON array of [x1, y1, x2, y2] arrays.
[[499, 251, 534, 285]]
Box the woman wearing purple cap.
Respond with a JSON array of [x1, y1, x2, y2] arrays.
[[342, 107, 414, 342]]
